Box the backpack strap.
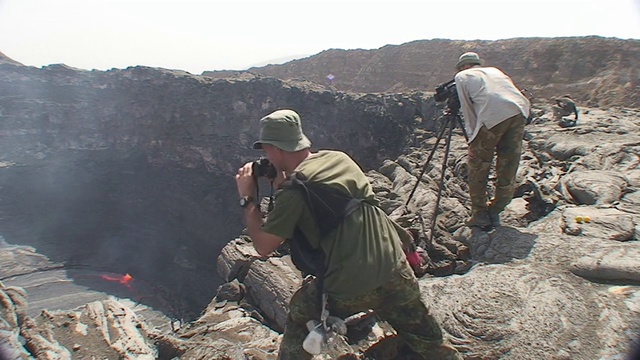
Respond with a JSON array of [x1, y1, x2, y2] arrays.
[[289, 172, 364, 237], [286, 171, 417, 260]]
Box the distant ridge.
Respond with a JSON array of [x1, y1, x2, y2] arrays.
[[203, 36, 640, 108], [0, 51, 23, 66], [247, 54, 311, 68]]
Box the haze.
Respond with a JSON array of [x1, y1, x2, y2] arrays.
[[0, 0, 638, 74]]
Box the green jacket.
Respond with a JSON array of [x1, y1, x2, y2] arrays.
[[262, 150, 409, 300]]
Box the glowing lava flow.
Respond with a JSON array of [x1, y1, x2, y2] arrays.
[[96, 272, 182, 319], [100, 273, 134, 288]]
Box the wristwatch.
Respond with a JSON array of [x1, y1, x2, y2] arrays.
[[239, 195, 254, 208]]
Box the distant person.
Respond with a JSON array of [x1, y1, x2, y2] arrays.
[[552, 95, 579, 127], [454, 52, 530, 229], [235, 109, 462, 359]]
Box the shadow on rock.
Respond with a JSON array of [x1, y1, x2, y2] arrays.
[[455, 225, 538, 264]]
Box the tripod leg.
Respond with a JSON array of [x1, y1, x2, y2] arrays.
[[429, 118, 455, 244], [406, 117, 451, 206], [455, 114, 469, 142]]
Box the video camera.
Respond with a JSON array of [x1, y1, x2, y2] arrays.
[[252, 157, 277, 179], [434, 79, 461, 113]]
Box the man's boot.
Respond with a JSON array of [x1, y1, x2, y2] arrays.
[[488, 202, 505, 227], [465, 209, 491, 229], [488, 210, 501, 227]]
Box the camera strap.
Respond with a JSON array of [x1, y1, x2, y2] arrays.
[[267, 180, 275, 212], [252, 178, 277, 213]]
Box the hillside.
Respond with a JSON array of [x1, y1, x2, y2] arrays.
[[204, 36, 640, 109], [0, 51, 22, 66]]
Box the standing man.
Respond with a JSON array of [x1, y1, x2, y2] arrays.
[[454, 52, 530, 229], [235, 109, 462, 359]]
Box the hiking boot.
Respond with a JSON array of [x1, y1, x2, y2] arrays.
[[488, 210, 501, 227], [465, 210, 491, 229]]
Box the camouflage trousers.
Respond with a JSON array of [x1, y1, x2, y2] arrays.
[[277, 264, 462, 360], [467, 113, 526, 214]]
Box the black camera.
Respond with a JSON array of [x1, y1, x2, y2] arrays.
[[434, 79, 460, 113], [252, 158, 277, 179]]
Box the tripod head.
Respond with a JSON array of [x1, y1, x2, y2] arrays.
[[434, 79, 461, 114]]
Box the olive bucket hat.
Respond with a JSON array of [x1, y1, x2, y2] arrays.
[[252, 109, 312, 152], [456, 52, 484, 71]]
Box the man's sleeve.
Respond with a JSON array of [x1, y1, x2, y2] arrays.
[[455, 74, 478, 131], [261, 189, 306, 240]]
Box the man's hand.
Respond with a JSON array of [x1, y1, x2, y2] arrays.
[[235, 161, 285, 257], [236, 162, 257, 198]]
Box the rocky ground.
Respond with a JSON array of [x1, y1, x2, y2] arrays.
[[1, 101, 639, 359]]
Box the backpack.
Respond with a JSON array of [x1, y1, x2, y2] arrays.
[[282, 172, 365, 278], [279, 172, 420, 278], [277, 172, 424, 318]]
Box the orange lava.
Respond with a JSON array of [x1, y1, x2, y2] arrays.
[[122, 273, 133, 284], [100, 273, 134, 286]]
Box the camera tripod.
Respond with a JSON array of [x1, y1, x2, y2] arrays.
[[405, 108, 468, 244]]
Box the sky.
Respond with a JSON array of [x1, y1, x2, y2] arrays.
[[0, 0, 639, 74]]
